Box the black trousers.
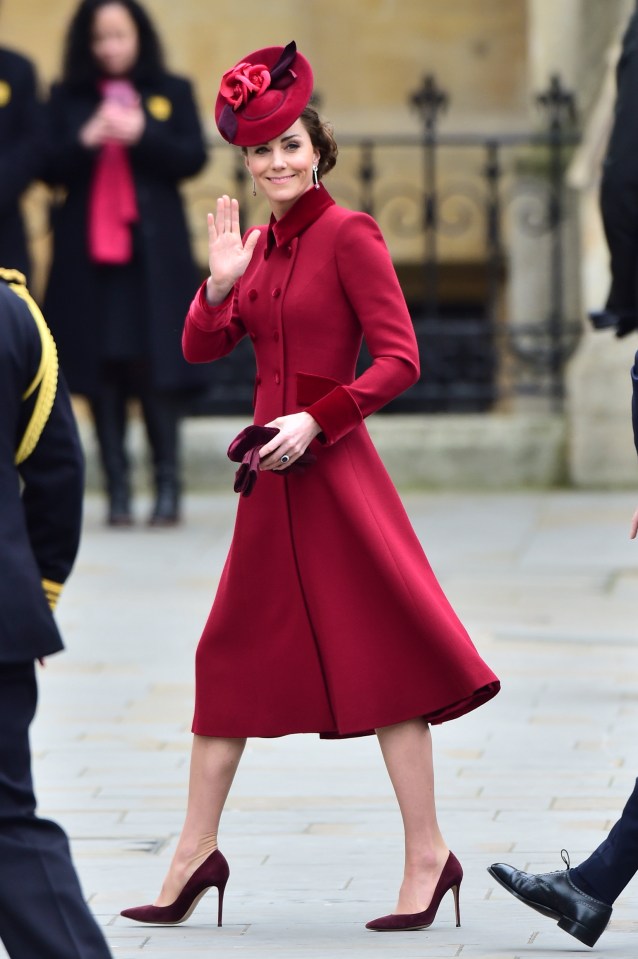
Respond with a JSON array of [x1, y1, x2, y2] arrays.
[[0, 662, 111, 959], [89, 359, 179, 496], [571, 777, 638, 905], [600, 172, 638, 317]]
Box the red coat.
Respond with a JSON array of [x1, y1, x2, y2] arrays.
[[183, 185, 499, 738]]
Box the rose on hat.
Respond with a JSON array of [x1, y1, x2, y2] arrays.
[[215, 41, 313, 147], [219, 61, 271, 111]]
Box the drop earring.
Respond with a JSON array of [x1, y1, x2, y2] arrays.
[[251, 176, 256, 197], [312, 163, 320, 189]]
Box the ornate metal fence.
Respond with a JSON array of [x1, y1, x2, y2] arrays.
[[185, 74, 581, 416]]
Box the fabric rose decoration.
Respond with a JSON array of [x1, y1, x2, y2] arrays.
[[220, 61, 271, 111]]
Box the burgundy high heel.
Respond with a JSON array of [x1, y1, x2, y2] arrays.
[[365, 851, 462, 931], [120, 849, 229, 926]]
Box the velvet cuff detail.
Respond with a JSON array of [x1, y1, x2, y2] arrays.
[[297, 372, 363, 445]]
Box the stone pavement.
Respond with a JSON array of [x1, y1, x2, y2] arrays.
[[6, 489, 638, 959]]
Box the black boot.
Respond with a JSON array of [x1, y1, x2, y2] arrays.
[[90, 376, 133, 527], [108, 478, 133, 527], [149, 466, 181, 527], [138, 388, 181, 527]]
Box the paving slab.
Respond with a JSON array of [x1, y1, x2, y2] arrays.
[[3, 490, 638, 958]]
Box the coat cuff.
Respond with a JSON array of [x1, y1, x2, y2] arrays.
[[42, 578, 63, 611], [189, 281, 234, 331], [298, 373, 363, 445]]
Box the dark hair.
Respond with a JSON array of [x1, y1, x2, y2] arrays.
[[299, 105, 338, 178], [61, 0, 165, 89]]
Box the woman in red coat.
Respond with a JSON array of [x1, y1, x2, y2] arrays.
[[121, 42, 500, 933]]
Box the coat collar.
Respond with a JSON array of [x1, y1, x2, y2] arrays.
[[265, 183, 335, 254]]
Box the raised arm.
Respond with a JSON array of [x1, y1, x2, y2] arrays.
[[182, 196, 260, 362]]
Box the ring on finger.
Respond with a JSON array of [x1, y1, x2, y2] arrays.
[[280, 454, 290, 464]]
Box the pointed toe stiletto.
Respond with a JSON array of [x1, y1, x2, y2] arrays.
[[120, 849, 229, 926], [365, 851, 463, 931]]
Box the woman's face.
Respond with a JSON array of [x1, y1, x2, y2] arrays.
[[90, 3, 139, 77], [244, 119, 320, 219]]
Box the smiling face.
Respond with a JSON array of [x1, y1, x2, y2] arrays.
[[244, 118, 320, 219], [90, 2, 139, 77]]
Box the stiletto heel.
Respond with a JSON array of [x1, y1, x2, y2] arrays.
[[452, 881, 461, 926], [217, 877, 226, 927], [365, 851, 463, 932], [120, 849, 229, 926]]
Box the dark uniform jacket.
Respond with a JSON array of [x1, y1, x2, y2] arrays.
[[43, 72, 210, 396], [0, 270, 83, 663], [0, 48, 43, 279], [632, 352, 638, 454]]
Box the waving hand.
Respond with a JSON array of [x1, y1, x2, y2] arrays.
[[205, 195, 260, 305]]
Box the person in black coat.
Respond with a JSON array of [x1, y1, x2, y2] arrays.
[[487, 357, 638, 949], [590, 3, 638, 336], [0, 45, 43, 280], [0, 268, 112, 959], [43, 0, 209, 526]]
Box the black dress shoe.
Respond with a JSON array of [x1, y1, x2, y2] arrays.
[[488, 859, 611, 948]]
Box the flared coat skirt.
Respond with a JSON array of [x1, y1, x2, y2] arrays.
[[192, 423, 499, 739]]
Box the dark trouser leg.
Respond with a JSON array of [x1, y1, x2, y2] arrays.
[[0, 663, 112, 959], [600, 175, 638, 329], [89, 362, 132, 525], [571, 778, 638, 905]]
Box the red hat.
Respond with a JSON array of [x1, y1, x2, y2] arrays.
[[215, 41, 314, 146]]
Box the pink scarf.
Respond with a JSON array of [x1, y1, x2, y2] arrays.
[[88, 79, 139, 264]]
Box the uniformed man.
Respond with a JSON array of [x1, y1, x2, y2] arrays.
[[0, 268, 112, 958]]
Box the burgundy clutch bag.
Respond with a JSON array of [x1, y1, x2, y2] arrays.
[[227, 425, 316, 497]]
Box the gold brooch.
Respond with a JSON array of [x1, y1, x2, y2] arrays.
[[0, 81, 12, 107], [146, 95, 172, 121]]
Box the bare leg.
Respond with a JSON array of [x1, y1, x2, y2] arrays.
[[154, 734, 246, 905], [376, 718, 449, 914]]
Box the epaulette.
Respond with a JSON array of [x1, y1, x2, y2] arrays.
[[0, 268, 60, 465]]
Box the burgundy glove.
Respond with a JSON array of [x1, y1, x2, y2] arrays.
[[227, 425, 317, 497], [227, 426, 277, 497]]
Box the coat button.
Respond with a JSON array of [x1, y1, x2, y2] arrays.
[[272, 287, 281, 298], [275, 372, 281, 385], [248, 289, 258, 301], [286, 245, 293, 258], [273, 331, 280, 342], [249, 332, 256, 341]]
